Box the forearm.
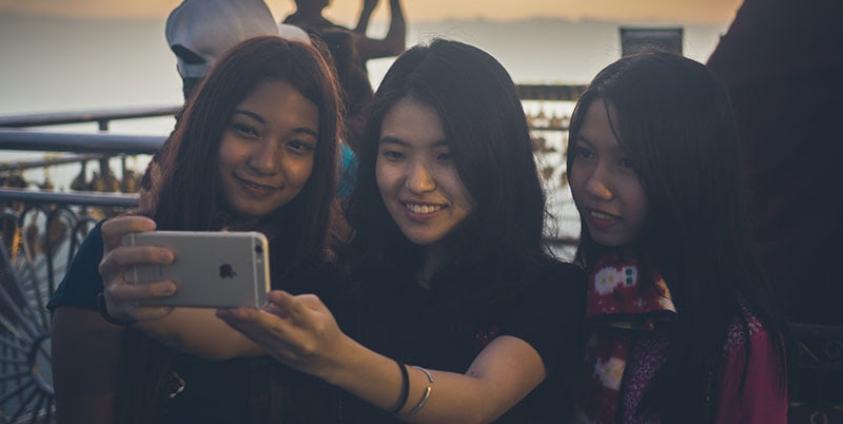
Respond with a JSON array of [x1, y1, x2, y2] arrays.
[[384, 0, 407, 52], [354, 1, 378, 33], [52, 308, 124, 424], [322, 337, 525, 424], [355, 0, 406, 60], [135, 309, 264, 360]]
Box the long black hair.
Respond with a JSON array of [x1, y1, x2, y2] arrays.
[[567, 51, 785, 421], [346, 39, 549, 305]]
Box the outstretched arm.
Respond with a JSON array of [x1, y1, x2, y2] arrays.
[[218, 291, 547, 423], [354, 0, 406, 62]]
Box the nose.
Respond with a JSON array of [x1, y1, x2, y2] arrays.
[[406, 161, 436, 194], [584, 163, 613, 201], [247, 139, 281, 176]]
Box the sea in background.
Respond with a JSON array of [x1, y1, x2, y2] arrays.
[[0, 13, 729, 245]]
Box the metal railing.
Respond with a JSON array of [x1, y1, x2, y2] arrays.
[[0, 105, 168, 422], [0, 200, 134, 423], [0, 130, 164, 155], [0, 105, 179, 131]]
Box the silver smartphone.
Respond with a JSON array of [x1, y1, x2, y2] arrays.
[[122, 231, 270, 308]]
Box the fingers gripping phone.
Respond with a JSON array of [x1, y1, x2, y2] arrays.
[[122, 231, 270, 308]]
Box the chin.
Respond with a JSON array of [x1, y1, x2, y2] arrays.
[[230, 202, 277, 220], [401, 230, 443, 247], [589, 232, 631, 249]]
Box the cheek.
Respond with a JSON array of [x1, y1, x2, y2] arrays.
[[441, 170, 474, 211], [624, 182, 649, 223], [287, 157, 315, 188], [375, 158, 394, 196], [567, 163, 587, 195], [217, 136, 245, 170]]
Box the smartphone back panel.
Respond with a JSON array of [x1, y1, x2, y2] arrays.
[[123, 231, 270, 308]]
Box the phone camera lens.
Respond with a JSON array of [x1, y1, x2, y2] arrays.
[[254, 244, 263, 254]]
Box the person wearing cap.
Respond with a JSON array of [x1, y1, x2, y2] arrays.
[[166, 0, 310, 100]]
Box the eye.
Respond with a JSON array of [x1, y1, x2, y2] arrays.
[[380, 149, 404, 161], [436, 151, 453, 162], [287, 139, 316, 155], [231, 122, 259, 138], [618, 157, 636, 170], [572, 145, 594, 160]]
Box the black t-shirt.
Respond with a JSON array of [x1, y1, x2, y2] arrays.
[[49, 223, 346, 424], [344, 258, 585, 423]]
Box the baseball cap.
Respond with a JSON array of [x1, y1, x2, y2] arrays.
[[165, 0, 280, 79]]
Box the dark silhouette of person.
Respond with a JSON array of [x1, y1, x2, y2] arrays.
[[284, 0, 406, 68], [707, 0, 843, 327]]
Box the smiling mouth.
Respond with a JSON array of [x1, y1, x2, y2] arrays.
[[234, 173, 280, 193], [588, 209, 620, 221], [403, 202, 446, 215]]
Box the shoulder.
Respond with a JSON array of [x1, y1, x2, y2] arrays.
[[722, 301, 769, 356], [499, 259, 586, 374], [715, 305, 788, 423]]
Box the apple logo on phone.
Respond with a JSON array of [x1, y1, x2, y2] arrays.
[[219, 264, 237, 279]]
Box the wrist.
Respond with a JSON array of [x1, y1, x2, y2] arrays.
[[318, 333, 363, 386], [96, 292, 133, 326]]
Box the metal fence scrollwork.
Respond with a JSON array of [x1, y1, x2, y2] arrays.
[[0, 192, 135, 423]]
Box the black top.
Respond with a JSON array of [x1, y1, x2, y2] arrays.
[[343, 258, 585, 423], [49, 223, 346, 424]]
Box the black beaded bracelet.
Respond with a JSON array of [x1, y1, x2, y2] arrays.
[[390, 358, 410, 415], [96, 292, 130, 326]]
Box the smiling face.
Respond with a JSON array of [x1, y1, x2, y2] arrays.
[[217, 80, 319, 219], [376, 97, 475, 246], [569, 98, 648, 248]]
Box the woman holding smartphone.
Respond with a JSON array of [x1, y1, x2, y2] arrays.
[[219, 39, 586, 423], [50, 36, 345, 423]]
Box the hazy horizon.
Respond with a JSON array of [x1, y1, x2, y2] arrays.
[[0, 13, 727, 117], [0, 0, 741, 25]]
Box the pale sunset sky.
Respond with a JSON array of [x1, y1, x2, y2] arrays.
[[0, 0, 742, 25]]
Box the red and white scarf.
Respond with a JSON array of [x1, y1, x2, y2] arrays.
[[574, 254, 677, 424]]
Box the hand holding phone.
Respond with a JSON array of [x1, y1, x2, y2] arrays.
[[122, 230, 271, 308], [99, 216, 178, 323]]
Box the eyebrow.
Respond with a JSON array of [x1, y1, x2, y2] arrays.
[[233, 109, 319, 138], [573, 135, 594, 147], [379, 136, 449, 147], [233, 109, 265, 124]]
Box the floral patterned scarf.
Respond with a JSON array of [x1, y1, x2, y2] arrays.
[[574, 254, 677, 424]]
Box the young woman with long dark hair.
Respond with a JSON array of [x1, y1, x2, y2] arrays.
[[217, 39, 585, 423], [50, 36, 344, 423], [566, 52, 787, 423]]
